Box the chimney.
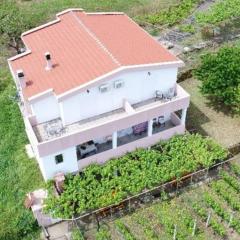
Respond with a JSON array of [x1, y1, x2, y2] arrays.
[[45, 52, 52, 70], [17, 69, 26, 88]]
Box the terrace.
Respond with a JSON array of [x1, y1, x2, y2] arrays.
[[32, 84, 189, 143], [76, 119, 176, 161], [33, 108, 127, 142]]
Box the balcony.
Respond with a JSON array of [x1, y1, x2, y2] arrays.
[[77, 114, 185, 170], [33, 108, 127, 142], [76, 118, 177, 160], [25, 84, 190, 159]]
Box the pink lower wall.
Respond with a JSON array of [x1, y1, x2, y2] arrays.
[[78, 124, 185, 169], [171, 112, 181, 126]]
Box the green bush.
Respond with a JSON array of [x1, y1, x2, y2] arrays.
[[95, 226, 111, 240], [179, 24, 196, 34], [71, 227, 84, 240], [194, 46, 240, 114], [115, 220, 135, 240], [44, 134, 227, 218]]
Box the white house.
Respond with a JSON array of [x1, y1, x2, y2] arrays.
[[8, 9, 190, 181]]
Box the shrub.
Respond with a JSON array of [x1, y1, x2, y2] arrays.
[[194, 46, 240, 114], [179, 24, 196, 34], [95, 226, 111, 240], [71, 228, 84, 240]]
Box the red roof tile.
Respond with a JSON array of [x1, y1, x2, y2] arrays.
[[9, 9, 179, 99]]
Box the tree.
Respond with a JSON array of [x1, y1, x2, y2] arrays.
[[0, 1, 44, 53], [194, 46, 240, 114]]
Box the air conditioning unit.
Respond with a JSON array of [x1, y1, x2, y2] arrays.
[[99, 84, 110, 93], [114, 80, 124, 89]]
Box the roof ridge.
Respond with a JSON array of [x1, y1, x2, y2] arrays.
[[71, 11, 121, 67]]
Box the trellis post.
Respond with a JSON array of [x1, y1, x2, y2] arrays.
[[176, 181, 179, 196], [192, 219, 197, 236], [128, 199, 131, 212], [173, 224, 177, 240], [229, 213, 234, 227], [206, 168, 209, 182], [206, 212, 211, 227], [95, 213, 100, 231], [110, 206, 113, 218]]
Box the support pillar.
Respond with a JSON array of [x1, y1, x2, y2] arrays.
[[181, 108, 187, 125], [148, 119, 153, 137], [112, 131, 118, 149]]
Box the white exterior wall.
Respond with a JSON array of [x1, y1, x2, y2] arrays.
[[31, 95, 60, 123], [38, 146, 78, 180], [60, 67, 178, 125]]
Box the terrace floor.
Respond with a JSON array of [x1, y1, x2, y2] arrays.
[[132, 96, 177, 111], [77, 120, 175, 160], [32, 93, 180, 143], [33, 108, 127, 142]]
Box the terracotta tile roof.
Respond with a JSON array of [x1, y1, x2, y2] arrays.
[[9, 9, 180, 99]]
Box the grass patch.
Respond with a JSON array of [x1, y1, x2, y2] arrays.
[[0, 70, 44, 240], [19, 0, 151, 23], [180, 78, 240, 147]]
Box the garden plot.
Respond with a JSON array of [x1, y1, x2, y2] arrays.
[[180, 78, 240, 148], [85, 160, 240, 240]]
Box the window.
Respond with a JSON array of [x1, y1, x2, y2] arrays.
[[99, 84, 110, 93], [114, 80, 124, 89], [55, 154, 63, 164]]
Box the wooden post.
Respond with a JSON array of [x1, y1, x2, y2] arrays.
[[229, 213, 234, 227], [95, 213, 100, 231], [206, 212, 211, 227], [206, 168, 209, 182], [110, 206, 113, 218], [173, 224, 177, 240], [192, 219, 197, 236], [176, 181, 178, 196]]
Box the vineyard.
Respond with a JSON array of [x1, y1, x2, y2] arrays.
[[196, 0, 240, 25], [79, 160, 240, 240], [44, 134, 228, 219]]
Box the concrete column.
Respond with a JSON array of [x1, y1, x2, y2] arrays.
[[148, 119, 153, 137], [112, 131, 118, 149], [181, 108, 187, 125]]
